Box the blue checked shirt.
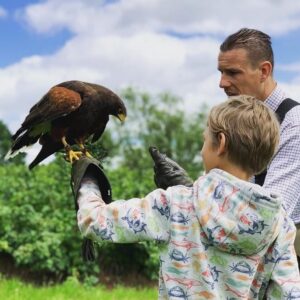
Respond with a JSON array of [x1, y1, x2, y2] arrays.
[[263, 85, 300, 224]]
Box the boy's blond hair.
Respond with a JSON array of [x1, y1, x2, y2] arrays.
[[207, 95, 280, 175]]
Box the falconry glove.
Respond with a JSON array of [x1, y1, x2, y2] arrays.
[[71, 156, 112, 261], [149, 146, 193, 189]]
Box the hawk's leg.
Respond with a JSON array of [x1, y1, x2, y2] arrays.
[[61, 137, 83, 163], [76, 140, 93, 158]]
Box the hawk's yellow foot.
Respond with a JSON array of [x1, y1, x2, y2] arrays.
[[66, 149, 84, 163], [76, 140, 93, 158], [62, 136, 83, 163], [82, 149, 93, 158]]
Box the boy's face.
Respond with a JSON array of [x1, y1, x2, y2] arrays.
[[201, 128, 220, 173]]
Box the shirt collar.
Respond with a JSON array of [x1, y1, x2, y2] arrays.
[[264, 85, 286, 111]]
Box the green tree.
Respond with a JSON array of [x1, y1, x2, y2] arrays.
[[0, 121, 26, 165], [107, 87, 207, 180]]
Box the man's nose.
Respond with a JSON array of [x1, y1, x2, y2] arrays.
[[219, 74, 231, 89]]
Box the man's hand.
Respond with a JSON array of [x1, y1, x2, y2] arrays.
[[149, 146, 193, 189]]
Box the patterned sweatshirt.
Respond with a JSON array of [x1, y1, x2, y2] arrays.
[[77, 168, 300, 299]]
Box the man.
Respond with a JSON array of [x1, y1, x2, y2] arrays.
[[150, 28, 300, 266]]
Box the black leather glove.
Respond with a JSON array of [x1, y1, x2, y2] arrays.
[[149, 146, 193, 189], [71, 156, 112, 209], [71, 156, 112, 261]]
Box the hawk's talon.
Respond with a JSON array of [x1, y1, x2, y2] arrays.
[[65, 150, 84, 163], [83, 149, 92, 158], [76, 141, 93, 158], [62, 137, 94, 163]]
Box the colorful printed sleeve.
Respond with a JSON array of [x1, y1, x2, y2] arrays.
[[265, 218, 300, 299], [77, 181, 171, 244]]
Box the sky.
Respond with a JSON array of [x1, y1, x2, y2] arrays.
[[1, 0, 300, 162]]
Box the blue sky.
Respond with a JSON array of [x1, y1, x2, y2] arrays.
[[273, 28, 300, 64], [0, 0, 72, 67], [1, 0, 300, 137]]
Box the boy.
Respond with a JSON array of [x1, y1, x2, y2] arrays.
[[72, 95, 300, 299]]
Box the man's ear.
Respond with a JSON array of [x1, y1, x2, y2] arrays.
[[217, 132, 227, 155], [259, 61, 272, 82]]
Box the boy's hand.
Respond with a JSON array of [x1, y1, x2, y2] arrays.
[[71, 156, 112, 262], [149, 146, 193, 189]]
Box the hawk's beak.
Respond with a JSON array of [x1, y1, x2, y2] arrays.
[[118, 113, 126, 122]]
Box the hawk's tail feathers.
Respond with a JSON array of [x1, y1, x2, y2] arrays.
[[11, 127, 26, 140], [4, 148, 19, 160], [29, 141, 62, 170], [4, 131, 40, 161]]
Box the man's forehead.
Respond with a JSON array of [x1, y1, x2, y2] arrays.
[[218, 48, 249, 68]]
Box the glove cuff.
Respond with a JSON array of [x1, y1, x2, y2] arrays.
[[70, 157, 112, 262], [71, 157, 112, 210]]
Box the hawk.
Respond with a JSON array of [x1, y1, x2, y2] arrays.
[[5, 80, 127, 169]]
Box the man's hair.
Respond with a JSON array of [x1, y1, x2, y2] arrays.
[[220, 28, 274, 69], [207, 95, 280, 175]]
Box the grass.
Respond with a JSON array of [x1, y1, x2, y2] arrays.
[[0, 277, 157, 300]]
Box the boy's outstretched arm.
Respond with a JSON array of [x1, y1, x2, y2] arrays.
[[71, 157, 171, 244]]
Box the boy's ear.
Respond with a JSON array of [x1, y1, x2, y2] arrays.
[[217, 132, 227, 155]]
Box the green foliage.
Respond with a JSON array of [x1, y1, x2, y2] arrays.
[[141, 242, 162, 281], [0, 121, 26, 165], [0, 277, 157, 300], [92, 87, 208, 179], [0, 159, 98, 280]]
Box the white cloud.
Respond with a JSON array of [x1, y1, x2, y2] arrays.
[[278, 63, 300, 72], [2, 0, 300, 165], [280, 80, 300, 100], [4, 0, 300, 126], [0, 19, 221, 133], [21, 0, 300, 36], [0, 6, 7, 18]]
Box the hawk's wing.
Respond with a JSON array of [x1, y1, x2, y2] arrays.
[[56, 80, 93, 96], [92, 120, 108, 143], [21, 87, 82, 131]]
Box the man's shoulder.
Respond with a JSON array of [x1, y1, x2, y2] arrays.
[[281, 101, 300, 127]]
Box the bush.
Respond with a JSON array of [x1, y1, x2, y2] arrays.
[[0, 157, 100, 281], [0, 156, 160, 282]]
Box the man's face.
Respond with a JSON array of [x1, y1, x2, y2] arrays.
[[218, 48, 262, 99]]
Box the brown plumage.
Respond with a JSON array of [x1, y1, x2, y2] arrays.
[[6, 80, 127, 169]]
